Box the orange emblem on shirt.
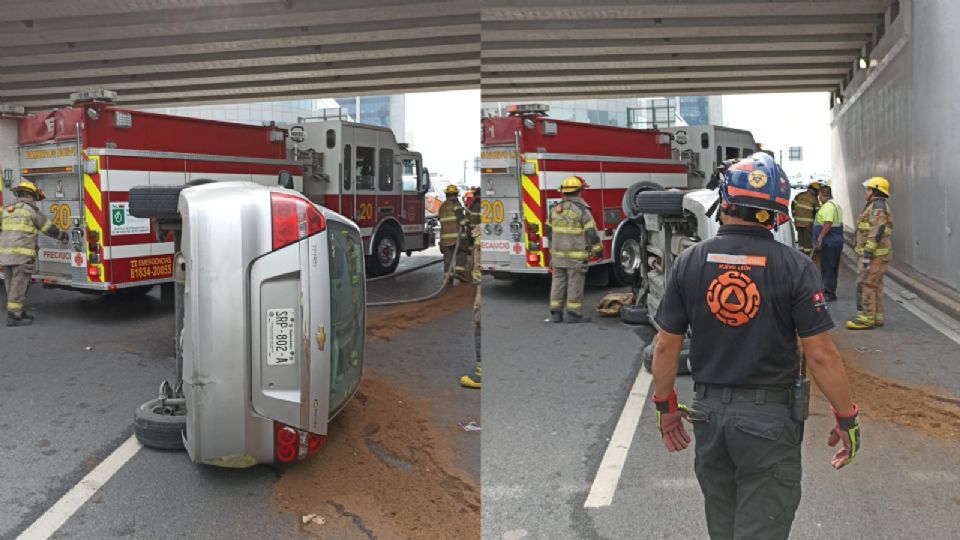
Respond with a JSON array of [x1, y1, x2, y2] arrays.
[[706, 270, 761, 327]]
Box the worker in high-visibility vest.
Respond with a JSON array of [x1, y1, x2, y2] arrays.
[[1, 180, 69, 326], [437, 184, 470, 281], [790, 181, 821, 257]]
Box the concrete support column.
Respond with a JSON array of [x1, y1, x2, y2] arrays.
[[0, 107, 24, 206]]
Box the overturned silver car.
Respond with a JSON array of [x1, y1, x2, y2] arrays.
[[130, 181, 365, 467]]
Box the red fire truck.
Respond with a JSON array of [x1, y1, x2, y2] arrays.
[[4, 91, 301, 294], [480, 104, 689, 285], [288, 118, 433, 276], [2, 92, 434, 293]]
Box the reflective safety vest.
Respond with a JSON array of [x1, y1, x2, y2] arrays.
[[438, 199, 469, 248], [790, 189, 818, 227], [854, 198, 893, 257], [467, 199, 481, 227], [546, 196, 602, 267], [0, 199, 58, 266]]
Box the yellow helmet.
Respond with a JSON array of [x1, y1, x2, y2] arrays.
[[444, 184, 460, 196], [862, 176, 890, 197], [12, 180, 45, 200], [808, 180, 824, 190], [559, 175, 588, 193]]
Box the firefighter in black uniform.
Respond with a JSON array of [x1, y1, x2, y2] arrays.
[[651, 153, 861, 540]]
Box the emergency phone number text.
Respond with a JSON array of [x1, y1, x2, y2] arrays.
[[129, 257, 173, 280]]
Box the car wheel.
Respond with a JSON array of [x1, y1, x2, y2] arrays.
[[622, 181, 664, 219], [134, 398, 186, 451], [129, 186, 185, 220], [621, 304, 649, 326], [612, 223, 642, 286], [642, 338, 692, 375], [634, 191, 686, 216], [367, 229, 401, 277], [128, 179, 216, 221]]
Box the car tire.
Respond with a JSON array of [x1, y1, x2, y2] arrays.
[[612, 223, 642, 286], [366, 228, 402, 277], [642, 339, 692, 375], [622, 181, 664, 219], [134, 398, 186, 451], [620, 304, 649, 326], [128, 179, 217, 221], [129, 185, 185, 220], [634, 191, 686, 216]]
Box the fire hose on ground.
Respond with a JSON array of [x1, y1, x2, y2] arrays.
[[365, 233, 467, 307]]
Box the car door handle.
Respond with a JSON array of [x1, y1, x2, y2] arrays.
[[316, 325, 326, 351]]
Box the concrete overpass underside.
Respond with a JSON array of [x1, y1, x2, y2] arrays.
[[0, 0, 479, 111], [481, 0, 893, 102]]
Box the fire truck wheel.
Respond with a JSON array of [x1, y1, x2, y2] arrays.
[[620, 304, 650, 326], [134, 398, 186, 451], [367, 228, 402, 276], [612, 223, 643, 286], [634, 191, 686, 216], [622, 181, 664, 219], [129, 185, 185, 221]]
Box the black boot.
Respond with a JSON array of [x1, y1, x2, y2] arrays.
[[566, 312, 590, 324], [550, 310, 563, 323], [6, 312, 32, 327], [21, 310, 34, 321]]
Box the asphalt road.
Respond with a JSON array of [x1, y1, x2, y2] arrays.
[[0, 247, 479, 540], [481, 263, 960, 540]]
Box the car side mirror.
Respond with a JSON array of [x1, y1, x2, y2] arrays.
[[419, 168, 431, 194]]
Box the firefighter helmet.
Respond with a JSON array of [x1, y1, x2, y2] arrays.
[[12, 180, 45, 201], [720, 152, 790, 216], [559, 175, 588, 193], [444, 184, 460, 196], [808, 180, 826, 190], [862, 176, 890, 197]]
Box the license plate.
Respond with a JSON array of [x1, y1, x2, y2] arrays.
[[266, 308, 296, 366]]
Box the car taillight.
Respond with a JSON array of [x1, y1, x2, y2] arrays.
[[274, 422, 299, 463], [274, 421, 327, 462], [271, 192, 325, 251], [307, 433, 327, 457]]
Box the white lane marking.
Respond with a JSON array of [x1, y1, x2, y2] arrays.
[[841, 251, 960, 346], [17, 436, 142, 540], [584, 368, 654, 508]]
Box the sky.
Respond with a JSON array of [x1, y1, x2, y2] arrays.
[[399, 90, 832, 189], [720, 92, 833, 181], [404, 89, 480, 189]]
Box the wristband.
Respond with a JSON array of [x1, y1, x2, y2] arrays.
[[832, 404, 860, 430], [653, 389, 679, 414]]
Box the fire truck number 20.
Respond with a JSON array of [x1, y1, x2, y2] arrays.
[[358, 202, 374, 221], [481, 200, 504, 223], [49, 204, 71, 229]]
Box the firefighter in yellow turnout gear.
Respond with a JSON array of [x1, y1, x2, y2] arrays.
[[847, 177, 893, 330], [460, 189, 482, 389], [546, 176, 602, 323], [438, 184, 470, 282], [791, 181, 821, 256], [1, 181, 69, 326]]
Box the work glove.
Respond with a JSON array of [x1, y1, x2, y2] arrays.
[[653, 389, 691, 452], [58, 230, 70, 244], [861, 253, 873, 268], [814, 241, 823, 253], [827, 404, 860, 469]]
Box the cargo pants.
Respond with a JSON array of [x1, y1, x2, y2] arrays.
[[795, 226, 813, 256], [854, 255, 889, 325], [688, 387, 804, 540], [3, 264, 33, 316], [441, 244, 468, 281], [549, 264, 587, 316]]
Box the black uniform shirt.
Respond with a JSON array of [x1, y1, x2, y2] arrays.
[[654, 225, 834, 387]]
